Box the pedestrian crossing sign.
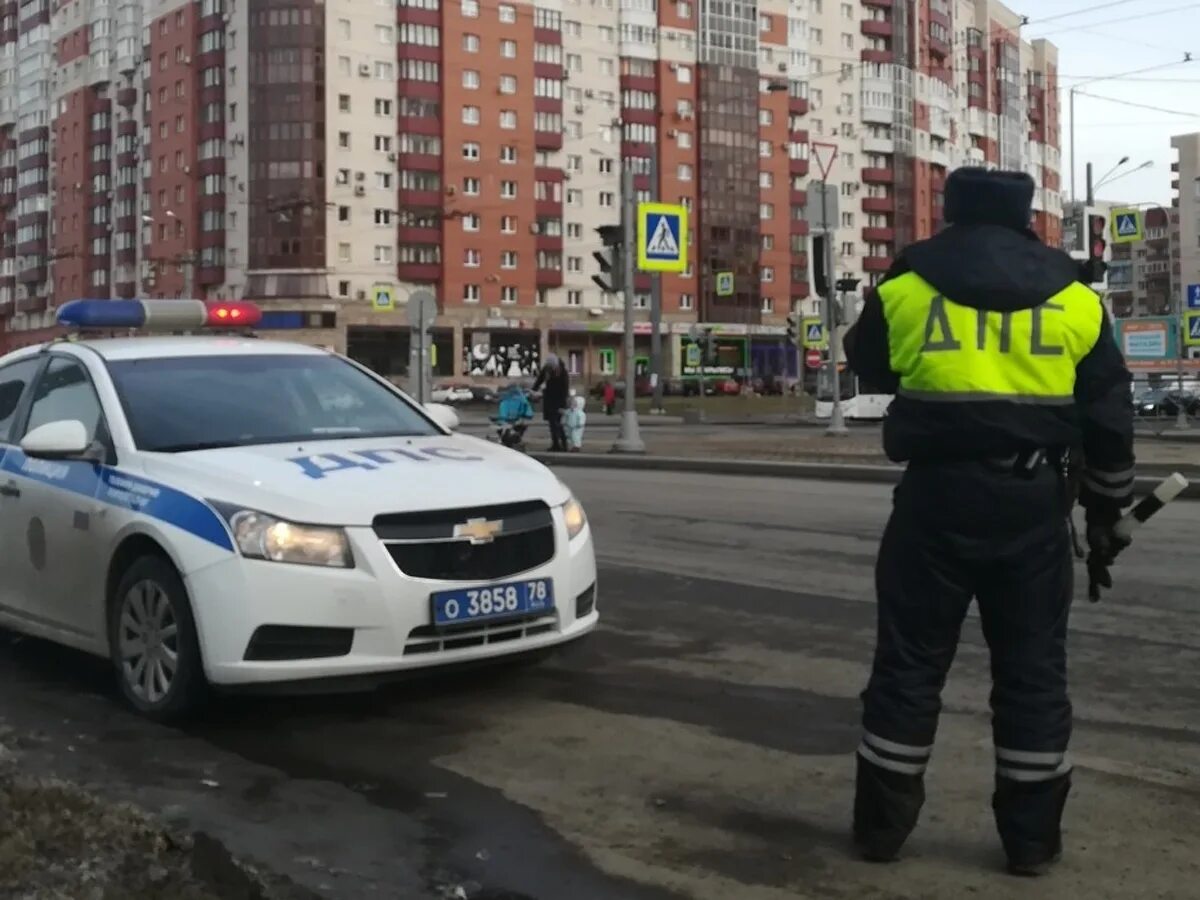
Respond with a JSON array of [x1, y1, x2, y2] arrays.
[[637, 202, 688, 273], [715, 271, 734, 296], [802, 318, 826, 349], [1110, 208, 1143, 244], [1186, 312, 1200, 346], [372, 283, 395, 311]]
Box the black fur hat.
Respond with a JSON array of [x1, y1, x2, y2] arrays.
[[943, 167, 1035, 231]]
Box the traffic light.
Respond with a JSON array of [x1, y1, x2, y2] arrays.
[[592, 224, 624, 294], [786, 311, 801, 347], [1080, 213, 1108, 284]]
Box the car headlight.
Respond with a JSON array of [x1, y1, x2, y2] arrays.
[[562, 497, 587, 540], [225, 509, 353, 568]]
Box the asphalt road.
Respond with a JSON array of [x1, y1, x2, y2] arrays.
[[1, 470, 1198, 899]]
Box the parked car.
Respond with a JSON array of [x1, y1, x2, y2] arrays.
[[1135, 389, 1200, 418]]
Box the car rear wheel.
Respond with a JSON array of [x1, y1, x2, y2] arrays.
[[109, 555, 207, 721]]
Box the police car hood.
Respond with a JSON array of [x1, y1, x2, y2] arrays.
[[134, 434, 571, 526], [903, 223, 1082, 312]]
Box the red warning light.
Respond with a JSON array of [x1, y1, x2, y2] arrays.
[[204, 301, 262, 327]]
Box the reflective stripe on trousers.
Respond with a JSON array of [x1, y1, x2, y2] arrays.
[[857, 731, 932, 777], [995, 746, 1073, 783]]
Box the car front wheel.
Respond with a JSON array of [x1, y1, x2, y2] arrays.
[[109, 555, 207, 721]]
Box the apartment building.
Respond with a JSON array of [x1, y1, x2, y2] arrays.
[[1171, 132, 1200, 317], [0, 0, 1061, 387], [1108, 205, 1173, 320]]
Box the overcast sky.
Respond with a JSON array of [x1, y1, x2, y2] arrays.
[[1026, 0, 1200, 206]]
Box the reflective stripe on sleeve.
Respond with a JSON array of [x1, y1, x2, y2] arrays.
[[1086, 466, 1136, 485], [1083, 472, 1134, 498], [857, 731, 933, 776]]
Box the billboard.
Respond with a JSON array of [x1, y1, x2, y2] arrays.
[[1114, 317, 1177, 361]]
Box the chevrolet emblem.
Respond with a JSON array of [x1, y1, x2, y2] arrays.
[[453, 517, 504, 544]]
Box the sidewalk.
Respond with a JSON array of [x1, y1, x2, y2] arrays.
[[567, 430, 1200, 471]]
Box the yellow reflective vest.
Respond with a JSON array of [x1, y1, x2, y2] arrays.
[[876, 271, 1104, 405]]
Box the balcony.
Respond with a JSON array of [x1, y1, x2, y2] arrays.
[[197, 266, 225, 287], [536, 233, 564, 252], [789, 158, 809, 176], [861, 19, 893, 38], [398, 152, 440, 172], [535, 130, 563, 151], [861, 48, 892, 64], [862, 226, 895, 242], [789, 96, 809, 115], [861, 167, 893, 184], [397, 262, 441, 283], [397, 188, 442, 209], [862, 196, 895, 213], [397, 224, 441, 245], [862, 0, 891, 5], [790, 218, 810, 236], [536, 267, 564, 288], [863, 256, 893, 273], [929, 35, 951, 57]]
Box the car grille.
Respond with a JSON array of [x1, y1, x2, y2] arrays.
[[403, 614, 559, 656], [374, 500, 556, 582]]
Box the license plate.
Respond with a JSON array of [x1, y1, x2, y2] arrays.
[[430, 578, 554, 627]]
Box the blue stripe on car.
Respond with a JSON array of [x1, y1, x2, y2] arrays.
[[0, 447, 233, 551]]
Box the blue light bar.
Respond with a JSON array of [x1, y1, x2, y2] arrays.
[[58, 299, 146, 329]]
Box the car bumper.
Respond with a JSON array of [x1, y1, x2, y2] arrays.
[[186, 517, 598, 686]]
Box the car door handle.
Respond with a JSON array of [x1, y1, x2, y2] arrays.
[[0, 481, 19, 498]]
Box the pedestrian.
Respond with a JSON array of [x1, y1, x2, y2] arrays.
[[842, 167, 1135, 875], [563, 390, 587, 452], [603, 380, 617, 416], [532, 352, 570, 452]]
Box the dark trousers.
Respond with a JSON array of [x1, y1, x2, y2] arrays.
[[546, 413, 567, 450], [855, 461, 1074, 865]]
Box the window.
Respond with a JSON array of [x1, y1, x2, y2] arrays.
[[761, 266, 775, 282], [841, 33, 853, 49], [759, 14, 771, 31], [498, 4, 516, 22], [567, 256, 582, 273], [463, 33, 479, 51], [376, 24, 395, 43], [567, 223, 582, 239], [841, 242, 855, 256], [374, 245, 394, 264], [338, 94, 351, 112], [0, 360, 40, 440], [500, 146, 517, 163], [462, 69, 479, 89], [375, 98, 393, 116], [462, 0, 479, 16], [462, 142, 480, 160], [501, 250, 517, 268], [338, 131, 351, 149], [462, 213, 481, 231], [463, 177, 481, 195], [680, 294, 694, 310], [501, 39, 517, 58], [499, 75, 517, 94], [464, 284, 481, 303], [760, 203, 774, 220], [501, 181, 517, 198], [759, 141, 772, 158], [760, 171, 774, 189], [678, 131, 692, 149], [677, 164, 693, 181], [599, 192, 615, 207], [374, 209, 393, 226], [108, 356, 439, 453], [462, 105, 480, 124], [500, 215, 516, 233], [501, 286, 518, 304], [22, 359, 105, 445], [464, 248, 481, 267], [376, 171, 393, 189], [567, 290, 582, 307], [762, 297, 775, 313], [499, 110, 517, 129], [338, 242, 352, 262]]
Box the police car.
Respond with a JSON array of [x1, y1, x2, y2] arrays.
[[0, 299, 597, 719]]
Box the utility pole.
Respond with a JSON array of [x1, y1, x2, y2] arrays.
[[820, 183, 848, 436], [612, 162, 645, 453], [648, 149, 665, 414]]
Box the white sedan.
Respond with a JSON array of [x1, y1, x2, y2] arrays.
[[0, 299, 598, 720]]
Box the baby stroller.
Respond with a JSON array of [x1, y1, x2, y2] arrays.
[[492, 384, 535, 450]]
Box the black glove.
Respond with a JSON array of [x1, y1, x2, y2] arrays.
[[1085, 507, 1132, 602]]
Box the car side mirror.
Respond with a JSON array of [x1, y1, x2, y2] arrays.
[[424, 402, 460, 432], [20, 420, 92, 460]]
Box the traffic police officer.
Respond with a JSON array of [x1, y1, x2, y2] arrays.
[[842, 167, 1135, 875]]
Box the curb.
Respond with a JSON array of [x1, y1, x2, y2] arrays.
[[533, 453, 1200, 499]]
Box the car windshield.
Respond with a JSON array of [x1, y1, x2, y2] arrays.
[[108, 354, 439, 452]]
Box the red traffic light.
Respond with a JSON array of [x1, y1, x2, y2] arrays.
[[1088, 215, 1106, 236]]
